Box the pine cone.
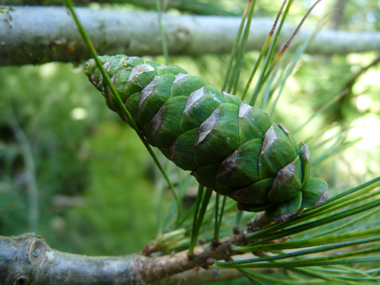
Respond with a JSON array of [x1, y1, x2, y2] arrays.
[[85, 55, 328, 222]]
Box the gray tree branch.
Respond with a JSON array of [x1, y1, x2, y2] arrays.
[[0, 232, 253, 284], [2, 0, 235, 15], [1, 6, 380, 66]]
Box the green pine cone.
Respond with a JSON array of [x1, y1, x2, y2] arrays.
[[85, 55, 328, 222]]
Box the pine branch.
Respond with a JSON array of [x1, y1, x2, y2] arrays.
[[2, 6, 380, 66], [0, 232, 253, 284], [3, 0, 236, 15]]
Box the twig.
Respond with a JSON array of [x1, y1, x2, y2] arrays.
[[0, 232, 253, 284], [343, 53, 380, 91], [7, 104, 39, 233]]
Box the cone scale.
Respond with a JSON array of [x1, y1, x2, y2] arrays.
[[85, 55, 328, 222]]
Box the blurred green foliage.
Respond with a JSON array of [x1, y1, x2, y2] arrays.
[[0, 64, 159, 254]]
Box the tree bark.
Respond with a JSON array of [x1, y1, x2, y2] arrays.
[[2, 6, 380, 66], [2, 0, 236, 16], [328, 0, 348, 30], [0, 232, 252, 284]]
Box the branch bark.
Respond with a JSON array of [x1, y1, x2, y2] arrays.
[[328, 0, 347, 30], [2, 6, 380, 66], [2, 0, 235, 16], [0, 232, 252, 284]]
